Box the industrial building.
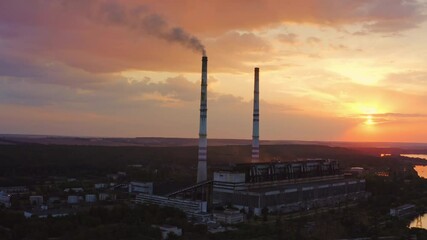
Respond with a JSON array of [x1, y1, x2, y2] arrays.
[[136, 55, 367, 219], [129, 181, 153, 195], [390, 204, 416, 218], [213, 159, 366, 215]]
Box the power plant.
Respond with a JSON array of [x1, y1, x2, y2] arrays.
[[136, 55, 367, 220]]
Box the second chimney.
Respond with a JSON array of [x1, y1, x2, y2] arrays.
[[252, 67, 260, 163]]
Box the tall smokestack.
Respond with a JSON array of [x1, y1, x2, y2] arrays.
[[252, 67, 260, 163], [197, 56, 208, 183]]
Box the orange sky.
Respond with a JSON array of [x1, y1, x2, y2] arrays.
[[1, 0, 427, 142]]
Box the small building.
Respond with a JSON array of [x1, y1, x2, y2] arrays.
[[0, 191, 11, 208], [349, 167, 365, 176], [24, 208, 74, 219], [64, 188, 84, 193], [48, 197, 61, 205], [155, 225, 182, 240], [129, 182, 153, 194], [0, 186, 29, 195], [99, 193, 116, 201], [390, 204, 416, 217], [85, 194, 97, 203], [94, 183, 108, 189], [99, 193, 109, 201], [29, 195, 44, 206], [213, 209, 245, 224], [67, 195, 80, 204]]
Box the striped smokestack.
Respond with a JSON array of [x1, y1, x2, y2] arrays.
[[252, 67, 260, 163], [197, 56, 208, 183]]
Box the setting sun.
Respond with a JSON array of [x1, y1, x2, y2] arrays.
[[365, 115, 375, 125]]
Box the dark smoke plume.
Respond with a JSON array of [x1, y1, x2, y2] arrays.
[[98, 1, 206, 55], [141, 14, 206, 56]]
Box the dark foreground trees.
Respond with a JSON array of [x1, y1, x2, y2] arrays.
[[0, 204, 188, 240]]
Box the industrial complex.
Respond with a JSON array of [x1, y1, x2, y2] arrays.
[[135, 55, 367, 220]]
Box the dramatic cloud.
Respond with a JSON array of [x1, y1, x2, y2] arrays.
[[1, 0, 427, 141]]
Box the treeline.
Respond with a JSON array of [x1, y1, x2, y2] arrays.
[[0, 204, 194, 240], [0, 144, 412, 183]]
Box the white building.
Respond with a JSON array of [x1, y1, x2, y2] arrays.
[[136, 194, 207, 214], [213, 209, 245, 224], [67, 195, 79, 204], [99, 193, 116, 201], [85, 194, 97, 203], [129, 182, 153, 194], [0, 191, 11, 208]]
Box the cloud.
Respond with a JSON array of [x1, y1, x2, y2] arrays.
[[141, 0, 426, 33], [306, 37, 322, 44], [278, 33, 298, 44], [365, 113, 427, 118], [382, 71, 427, 92], [1, 0, 427, 141], [0, 0, 424, 75], [204, 31, 273, 73], [354, 112, 427, 125]]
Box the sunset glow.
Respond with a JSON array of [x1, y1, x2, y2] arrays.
[[1, 0, 427, 142]]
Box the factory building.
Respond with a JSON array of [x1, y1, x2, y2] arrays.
[[213, 159, 366, 215], [210, 68, 366, 215], [129, 181, 153, 195], [135, 194, 210, 221]]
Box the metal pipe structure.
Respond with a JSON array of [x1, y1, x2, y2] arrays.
[[252, 67, 260, 163], [197, 56, 208, 183]]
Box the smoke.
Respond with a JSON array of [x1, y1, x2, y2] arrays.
[[97, 1, 206, 55], [141, 14, 206, 56]]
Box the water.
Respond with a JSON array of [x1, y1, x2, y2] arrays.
[[409, 214, 427, 229], [402, 154, 427, 229], [401, 154, 427, 160], [401, 154, 427, 179], [413, 165, 427, 179]]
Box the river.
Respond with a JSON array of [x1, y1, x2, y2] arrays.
[[401, 154, 427, 229], [401, 154, 427, 179]]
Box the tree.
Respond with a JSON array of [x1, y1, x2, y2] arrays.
[[262, 207, 269, 222]]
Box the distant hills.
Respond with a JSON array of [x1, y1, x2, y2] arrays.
[[1, 134, 427, 150]]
